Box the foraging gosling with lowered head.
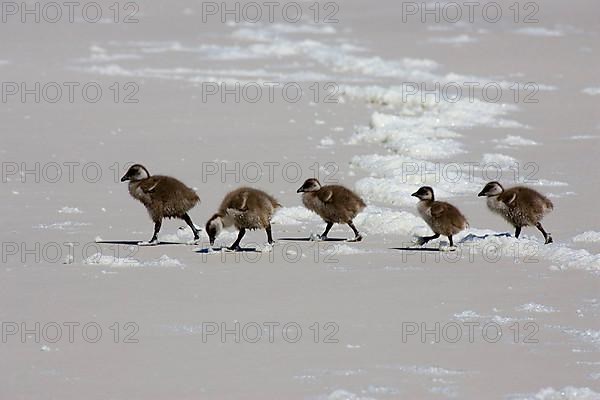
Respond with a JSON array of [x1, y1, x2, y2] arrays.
[[206, 187, 281, 251], [412, 186, 468, 247], [297, 178, 366, 241], [121, 164, 201, 244], [478, 181, 554, 244]]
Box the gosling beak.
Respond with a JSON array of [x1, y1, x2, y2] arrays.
[[209, 239, 214, 246], [296, 187, 304, 193], [477, 190, 486, 197], [120, 175, 129, 182], [411, 191, 419, 197]]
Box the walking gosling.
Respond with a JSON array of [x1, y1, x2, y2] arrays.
[[478, 181, 554, 244], [206, 187, 281, 251], [121, 164, 201, 244], [412, 186, 468, 247], [297, 178, 366, 241]]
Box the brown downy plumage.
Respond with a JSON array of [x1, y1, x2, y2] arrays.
[[205, 187, 281, 251], [121, 164, 201, 244], [412, 186, 468, 247], [297, 178, 366, 241], [478, 181, 554, 244]]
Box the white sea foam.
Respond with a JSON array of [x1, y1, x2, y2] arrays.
[[562, 327, 600, 347], [319, 136, 335, 146], [573, 231, 600, 243], [225, 27, 439, 83], [381, 364, 466, 376], [81, 53, 141, 63], [351, 112, 465, 160], [82, 62, 333, 83], [547, 192, 576, 200], [35, 221, 91, 230], [494, 135, 539, 147], [430, 384, 459, 398], [354, 175, 477, 209], [326, 244, 368, 255], [427, 25, 455, 32], [210, 231, 244, 248], [453, 310, 483, 321], [565, 134, 598, 140], [529, 179, 569, 187], [81, 25, 553, 98], [77, 46, 141, 63], [482, 153, 518, 169], [428, 34, 478, 45], [266, 23, 336, 35], [273, 205, 422, 237], [341, 86, 524, 206], [58, 207, 83, 214], [515, 27, 564, 37], [342, 86, 522, 127], [461, 230, 600, 272], [87, 27, 441, 83], [271, 206, 320, 226], [84, 254, 183, 268], [157, 227, 200, 243], [582, 87, 600, 96], [364, 385, 399, 395], [350, 154, 485, 205], [509, 387, 600, 400], [516, 303, 558, 313], [82, 64, 138, 77], [454, 309, 529, 325], [325, 389, 374, 400], [354, 206, 423, 236]]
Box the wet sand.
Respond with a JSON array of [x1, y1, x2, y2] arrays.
[[1, 0, 599, 398]]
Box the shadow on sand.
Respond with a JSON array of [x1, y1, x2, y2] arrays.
[[95, 240, 188, 246], [391, 232, 512, 252], [278, 237, 348, 242], [195, 247, 260, 254]]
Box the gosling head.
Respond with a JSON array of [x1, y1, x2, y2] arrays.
[[478, 181, 504, 197], [205, 214, 224, 246], [297, 178, 322, 193], [411, 186, 435, 201], [121, 164, 150, 182]]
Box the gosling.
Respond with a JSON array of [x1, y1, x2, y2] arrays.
[[412, 186, 468, 247], [297, 178, 366, 242], [206, 187, 281, 251], [478, 181, 554, 244], [120, 164, 201, 244]]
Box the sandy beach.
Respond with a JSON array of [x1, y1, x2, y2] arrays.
[[1, 0, 599, 398]]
